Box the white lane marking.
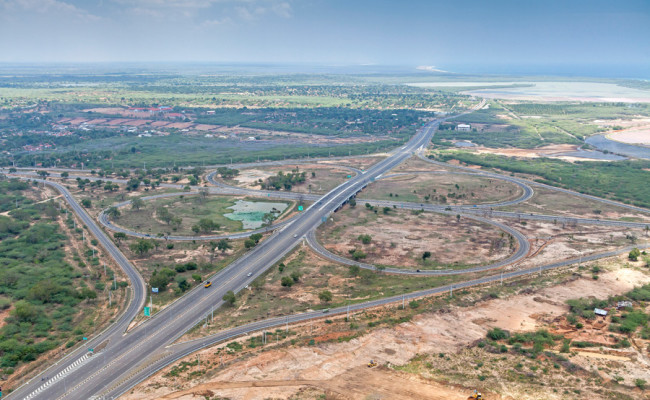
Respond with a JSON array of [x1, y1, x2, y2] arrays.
[[23, 353, 93, 399]]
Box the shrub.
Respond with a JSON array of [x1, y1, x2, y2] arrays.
[[281, 276, 294, 287], [487, 327, 509, 341]]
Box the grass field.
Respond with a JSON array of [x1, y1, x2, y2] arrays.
[[113, 195, 292, 236]]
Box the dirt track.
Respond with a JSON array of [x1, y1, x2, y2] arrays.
[[157, 366, 489, 400]]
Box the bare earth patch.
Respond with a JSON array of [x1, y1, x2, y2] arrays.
[[319, 206, 513, 269], [124, 256, 649, 400]]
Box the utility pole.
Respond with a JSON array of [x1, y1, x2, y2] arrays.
[[500, 271, 503, 285], [402, 294, 405, 309], [285, 316, 288, 333], [449, 285, 453, 297]]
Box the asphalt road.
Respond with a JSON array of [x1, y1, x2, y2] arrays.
[[8, 99, 649, 400], [7, 115, 445, 400]]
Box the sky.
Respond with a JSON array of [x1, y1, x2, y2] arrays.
[[0, 0, 649, 76]]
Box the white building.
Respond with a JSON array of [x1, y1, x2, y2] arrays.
[[457, 124, 471, 132]]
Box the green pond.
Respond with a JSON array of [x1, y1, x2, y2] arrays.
[[224, 200, 289, 229]]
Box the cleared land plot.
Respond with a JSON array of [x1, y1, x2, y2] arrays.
[[391, 156, 455, 172], [128, 251, 650, 400], [227, 164, 352, 194], [318, 205, 513, 270], [113, 195, 292, 236], [362, 172, 522, 205], [495, 218, 647, 271], [502, 186, 650, 223]]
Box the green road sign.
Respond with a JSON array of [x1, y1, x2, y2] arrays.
[[298, 205, 303, 211], [88, 348, 94, 352], [144, 306, 151, 316], [347, 175, 351, 178], [83, 337, 88, 341]]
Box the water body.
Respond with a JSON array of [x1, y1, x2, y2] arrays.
[[224, 200, 289, 229], [454, 141, 477, 148], [586, 135, 650, 160]]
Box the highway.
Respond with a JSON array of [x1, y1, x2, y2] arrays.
[[7, 98, 650, 399], [8, 116, 445, 400]]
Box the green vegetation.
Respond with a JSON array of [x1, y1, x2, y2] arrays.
[[260, 167, 306, 191], [431, 152, 650, 208], [437, 100, 650, 148], [114, 195, 290, 236], [0, 181, 104, 371]]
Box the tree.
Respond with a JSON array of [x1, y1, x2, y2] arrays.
[[280, 276, 294, 287], [106, 206, 121, 219], [36, 170, 50, 179], [318, 290, 333, 303], [422, 251, 432, 260], [216, 239, 232, 253], [290, 271, 301, 282], [244, 238, 256, 248], [198, 187, 209, 203], [126, 178, 141, 191], [222, 290, 236, 305], [130, 238, 155, 255], [250, 233, 263, 243], [351, 250, 367, 260], [456, 214, 461, 223], [349, 198, 356, 207], [197, 218, 218, 233], [113, 232, 127, 243], [262, 212, 276, 226], [156, 207, 174, 225], [357, 234, 372, 245], [629, 248, 641, 261], [60, 171, 69, 178], [349, 265, 361, 276], [131, 197, 144, 210], [81, 199, 92, 208]]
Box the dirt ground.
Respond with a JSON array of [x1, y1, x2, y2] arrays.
[[362, 172, 522, 205], [471, 143, 612, 162], [502, 186, 650, 222], [124, 256, 650, 400], [229, 164, 352, 194], [319, 206, 513, 269]]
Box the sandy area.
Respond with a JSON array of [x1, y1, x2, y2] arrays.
[[125, 258, 649, 400], [607, 128, 650, 146], [460, 82, 650, 103], [473, 143, 608, 162]]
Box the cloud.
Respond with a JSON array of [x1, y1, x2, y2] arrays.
[[271, 1, 291, 18], [0, 0, 100, 20]]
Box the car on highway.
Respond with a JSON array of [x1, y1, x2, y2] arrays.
[[204, 281, 212, 288], [293, 234, 298, 238], [247, 272, 252, 277]]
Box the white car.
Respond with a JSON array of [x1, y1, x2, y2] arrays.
[[293, 234, 298, 238], [247, 272, 252, 277]]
